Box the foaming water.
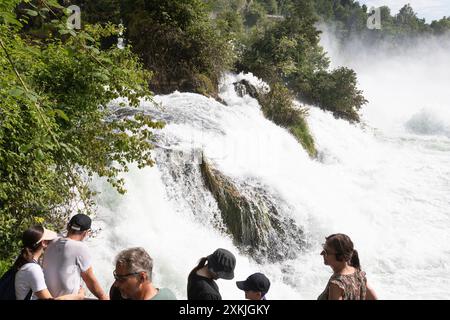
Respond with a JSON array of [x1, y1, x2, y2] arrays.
[[317, 27, 450, 298], [406, 107, 450, 138], [319, 24, 450, 137], [88, 61, 450, 299]]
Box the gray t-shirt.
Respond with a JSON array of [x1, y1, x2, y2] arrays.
[[151, 288, 177, 300], [43, 237, 92, 297]]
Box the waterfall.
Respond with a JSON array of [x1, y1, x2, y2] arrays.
[[87, 38, 450, 299]]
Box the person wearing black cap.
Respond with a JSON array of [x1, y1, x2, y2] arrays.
[[187, 248, 236, 300], [10, 225, 84, 300], [43, 214, 108, 300], [236, 273, 271, 300]]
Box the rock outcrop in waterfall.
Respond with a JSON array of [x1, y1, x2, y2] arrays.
[[200, 156, 305, 262]]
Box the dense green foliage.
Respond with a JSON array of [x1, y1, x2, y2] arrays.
[[73, 0, 237, 97], [121, 0, 235, 96], [430, 16, 450, 35], [258, 83, 316, 157], [233, 0, 449, 123], [300, 67, 367, 122], [239, 0, 367, 122], [312, 0, 450, 43], [1, 0, 163, 265]]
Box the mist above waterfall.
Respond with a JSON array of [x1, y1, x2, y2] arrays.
[[319, 23, 450, 138]]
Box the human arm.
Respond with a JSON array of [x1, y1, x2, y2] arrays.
[[34, 289, 53, 300], [365, 282, 378, 300], [81, 267, 109, 300], [328, 283, 344, 300], [35, 287, 85, 300]]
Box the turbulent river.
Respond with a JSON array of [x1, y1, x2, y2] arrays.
[[87, 32, 450, 300]]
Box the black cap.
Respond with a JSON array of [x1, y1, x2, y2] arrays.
[[68, 214, 91, 232], [207, 248, 236, 280], [236, 273, 271, 294]]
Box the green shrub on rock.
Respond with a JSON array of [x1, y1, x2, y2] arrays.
[[258, 83, 317, 157], [240, 0, 367, 123]]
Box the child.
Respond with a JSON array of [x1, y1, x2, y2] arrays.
[[236, 273, 270, 300]]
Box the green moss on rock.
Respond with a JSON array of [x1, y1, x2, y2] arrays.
[[258, 83, 317, 158], [200, 156, 305, 262]]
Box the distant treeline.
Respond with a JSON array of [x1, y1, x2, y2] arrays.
[[313, 0, 450, 42]]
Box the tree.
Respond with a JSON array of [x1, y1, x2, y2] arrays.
[[1, 0, 163, 264], [431, 16, 450, 35], [240, 0, 367, 122], [243, 1, 267, 28], [395, 4, 431, 35], [70, 0, 122, 49], [120, 0, 235, 97], [241, 0, 327, 81], [300, 68, 367, 122], [257, 0, 279, 15]]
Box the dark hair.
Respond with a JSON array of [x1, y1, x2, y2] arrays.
[[13, 225, 44, 270], [325, 233, 361, 270], [189, 257, 208, 278]]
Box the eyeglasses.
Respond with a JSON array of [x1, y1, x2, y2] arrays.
[[113, 270, 142, 282], [321, 244, 337, 256]]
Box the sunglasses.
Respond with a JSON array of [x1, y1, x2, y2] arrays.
[[321, 244, 338, 256], [113, 270, 142, 282]]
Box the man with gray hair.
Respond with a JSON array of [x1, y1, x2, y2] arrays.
[[110, 247, 176, 300]]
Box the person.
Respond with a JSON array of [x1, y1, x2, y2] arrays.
[[236, 272, 270, 300], [187, 248, 236, 300], [317, 233, 378, 300], [110, 247, 176, 300], [43, 214, 108, 300], [13, 225, 84, 300]]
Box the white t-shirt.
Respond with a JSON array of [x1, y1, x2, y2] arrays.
[[15, 263, 47, 300], [43, 237, 92, 297]]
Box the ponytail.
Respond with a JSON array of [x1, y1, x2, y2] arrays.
[[350, 249, 361, 270], [13, 247, 36, 270], [13, 225, 45, 270]]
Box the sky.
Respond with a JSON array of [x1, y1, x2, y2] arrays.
[[358, 0, 450, 22]]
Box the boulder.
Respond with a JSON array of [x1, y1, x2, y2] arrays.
[[200, 156, 305, 262], [233, 79, 260, 99]]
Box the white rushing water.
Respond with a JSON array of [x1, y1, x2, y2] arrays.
[[87, 34, 450, 300]]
